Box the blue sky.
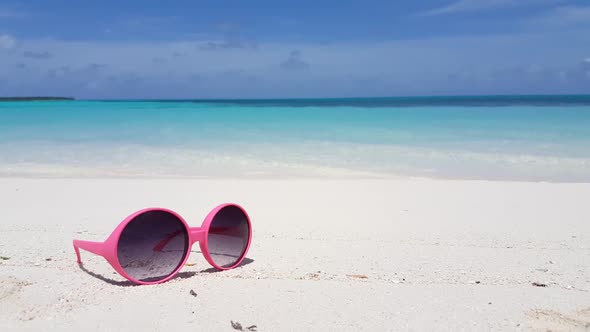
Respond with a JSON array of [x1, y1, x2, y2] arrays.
[[0, 0, 589, 98]]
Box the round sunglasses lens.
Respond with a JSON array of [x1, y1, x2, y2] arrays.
[[207, 205, 250, 268], [117, 210, 188, 282]]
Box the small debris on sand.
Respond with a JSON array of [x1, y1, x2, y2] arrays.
[[299, 271, 321, 280], [231, 321, 242, 330], [308, 272, 321, 280], [347, 274, 368, 279], [532, 282, 547, 287], [0, 256, 10, 260], [231, 321, 257, 331], [189, 289, 197, 297], [45, 258, 52, 261]]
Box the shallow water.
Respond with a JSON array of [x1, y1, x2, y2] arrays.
[[1, 96, 589, 181]]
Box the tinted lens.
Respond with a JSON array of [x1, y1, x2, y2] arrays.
[[207, 205, 250, 268], [117, 210, 188, 282]]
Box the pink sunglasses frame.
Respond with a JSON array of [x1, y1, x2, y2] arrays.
[[73, 203, 252, 285]]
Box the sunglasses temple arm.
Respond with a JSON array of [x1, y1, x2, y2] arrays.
[[72, 240, 105, 264]]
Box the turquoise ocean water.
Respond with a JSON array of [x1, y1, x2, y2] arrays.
[[0, 95, 589, 181]]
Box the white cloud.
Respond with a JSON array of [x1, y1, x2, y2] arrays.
[[524, 5, 590, 28], [422, 0, 558, 16], [0, 34, 16, 49]]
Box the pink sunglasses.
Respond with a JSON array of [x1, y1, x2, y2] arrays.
[[73, 203, 252, 285]]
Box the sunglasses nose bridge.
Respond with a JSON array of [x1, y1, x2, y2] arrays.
[[189, 227, 206, 244]]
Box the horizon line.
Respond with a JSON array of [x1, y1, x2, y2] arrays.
[[2, 93, 590, 102]]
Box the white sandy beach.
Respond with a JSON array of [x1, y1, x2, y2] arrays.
[[0, 177, 589, 331]]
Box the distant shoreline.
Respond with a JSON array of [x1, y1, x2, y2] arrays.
[[0, 97, 75, 102], [2, 94, 590, 106]]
